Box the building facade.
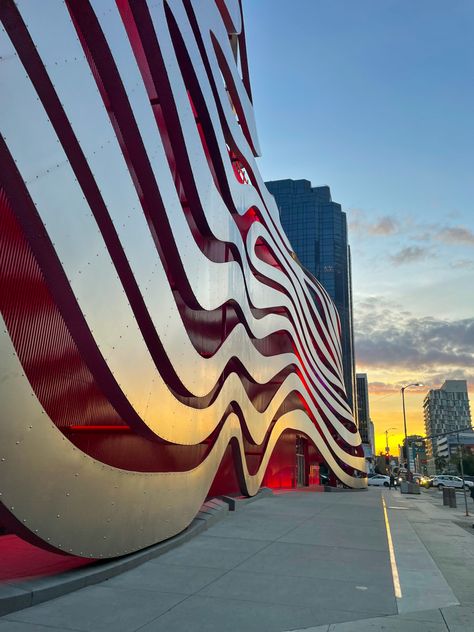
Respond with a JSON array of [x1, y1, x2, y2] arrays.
[[368, 420, 376, 462], [355, 373, 376, 472], [0, 1, 365, 558], [401, 435, 427, 473], [436, 432, 474, 459], [356, 373, 370, 444], [265, 179, 356, 413], [424, 380, 472, 458]]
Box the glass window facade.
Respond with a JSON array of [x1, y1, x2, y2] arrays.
[[423, 380, 472, 458], [266, 179, 356, 413]]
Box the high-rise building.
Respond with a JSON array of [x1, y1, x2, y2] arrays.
[[368, 419, 376, 457], [266, 179, 356, 412], [356, 373, 370, 444], [423, 380, 472, 458]]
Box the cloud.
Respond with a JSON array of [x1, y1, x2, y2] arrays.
[[390, 245, 432, 265], [436, 227, 474, 245], [367, 382, 400, 395], [348, 210, 398, 237], [354, 298, 474, 387], [348, 210, 474, 252], [450, 259, 474, 270], [370, 216, 398, 236]]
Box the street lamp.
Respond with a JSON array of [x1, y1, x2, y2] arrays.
[[401, 383, 424, 480], [385, 427, 397, 454]]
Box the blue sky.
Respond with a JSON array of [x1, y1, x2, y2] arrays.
[[243, 0, 474, 441]]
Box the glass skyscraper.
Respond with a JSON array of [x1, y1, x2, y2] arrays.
[[265, 179, 356, 413]]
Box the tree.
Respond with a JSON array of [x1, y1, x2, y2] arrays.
[[461, 455, 474, 476], [435, 456, 447, 473], [446, 454, 474, 477]]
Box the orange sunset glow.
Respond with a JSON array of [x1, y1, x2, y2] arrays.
[[357, 369, 472, 456], [352, 290, 473, 457], [368, 385, 426, 454]]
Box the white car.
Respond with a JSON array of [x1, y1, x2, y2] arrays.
[[368, 474, 393, 487], [432, 475, 474, 490]]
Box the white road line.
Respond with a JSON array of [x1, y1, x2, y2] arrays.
[[382, 495, 402, 599]]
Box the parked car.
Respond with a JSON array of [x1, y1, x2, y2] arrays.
[[368, 474, 394, 487], [397, 471, 426, 486], [424, 477, 433, 487], [431, 475, 474, 490]]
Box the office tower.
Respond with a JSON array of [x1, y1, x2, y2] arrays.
[[266, 179, 356, 411], [423, 380, 472, 458], [368, 419, 376, 459], [356, 373, 370, 444]]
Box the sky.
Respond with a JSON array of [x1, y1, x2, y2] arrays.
[[243, 0, 474, 453]]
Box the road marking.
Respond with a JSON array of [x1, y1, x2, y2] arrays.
[[382, 495, 402, 599]]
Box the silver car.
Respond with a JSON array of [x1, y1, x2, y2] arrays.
[[368, 474, 393, 487], [432, 475, 474, 490]]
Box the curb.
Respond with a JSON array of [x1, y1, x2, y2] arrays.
[[219, 486, 274, 510], [323, 485, 368, 493], [0, 493, 266, 617]]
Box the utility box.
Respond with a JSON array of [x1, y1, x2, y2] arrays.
[[442, 487, 457, 508], [449, 487, 457, 508], [400, 481, 420, 494], [443, 487, 449, 506]]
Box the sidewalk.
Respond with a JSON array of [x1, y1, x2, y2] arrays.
[[0, 487, 473, 631]]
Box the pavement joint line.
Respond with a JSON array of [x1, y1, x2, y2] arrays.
[[439, 607, 451, 631], [115, 498, 312, 632], [2, 614, 86, 632], [382, 494, 402, 600], [132, 499, 317, 627], [131, 593, 192, 632], [147, 499, 345, 625]]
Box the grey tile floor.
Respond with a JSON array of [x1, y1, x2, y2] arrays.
[[1, 488, 473, 631]]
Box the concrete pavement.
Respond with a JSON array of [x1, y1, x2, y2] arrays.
[[0, 487, 473, 631]]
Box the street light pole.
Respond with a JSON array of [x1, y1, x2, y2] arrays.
[[384, 427, 396, 454], [385, 429, 389, 453], [401, 383, 423, 481]]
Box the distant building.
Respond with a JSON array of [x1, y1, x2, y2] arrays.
[[423, 380, 472, 458], [368, 419, 376, 460], [436, 431, 474, 459], [402, 435, 427, 474], [356, 373, 370, 444], [355, 374, 377, 472], [265, 179, 356, 413]]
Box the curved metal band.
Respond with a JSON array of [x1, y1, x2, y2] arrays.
[[0, 318, 364, 559]]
